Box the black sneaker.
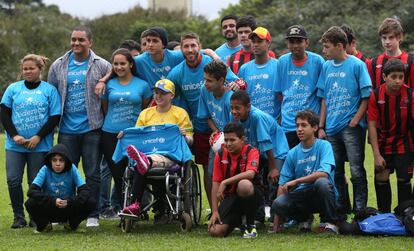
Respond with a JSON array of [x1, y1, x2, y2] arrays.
[[11, 217, 27, 229], [29, 219, 36, 228]]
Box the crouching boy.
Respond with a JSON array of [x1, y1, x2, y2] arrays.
[[208, 122, 262, 238], [271, 110, 340, 234], [25, 144, 95, 232]]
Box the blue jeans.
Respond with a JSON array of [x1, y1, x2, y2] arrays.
[[99, 158, 120, 212], [58, 130, 101, 218], [327, 125, 367, 213], [271, 177, 339, 223], [6, 151, 45, 219]]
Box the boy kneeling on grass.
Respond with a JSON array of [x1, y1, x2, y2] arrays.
[[25, 143, 95, 233], [271, 110, 340, 234], [208, 122, 262, 238]]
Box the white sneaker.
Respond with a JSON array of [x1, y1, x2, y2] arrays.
[[265, 206, 271, 219], [86, 217, 99, 227]]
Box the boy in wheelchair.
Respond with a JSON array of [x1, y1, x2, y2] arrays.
[[115, 79, 194, 220]]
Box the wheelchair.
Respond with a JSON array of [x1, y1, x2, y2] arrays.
[[112, 124, 202, 233]]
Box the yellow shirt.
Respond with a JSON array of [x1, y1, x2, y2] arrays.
[[136, 105, 194, 136]]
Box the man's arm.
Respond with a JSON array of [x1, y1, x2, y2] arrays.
[[318, 98, 327, 139], [266, 150, 279, 183], [208, 181, 222, 231], [280, 171, 328, 194], [368, 120, 386, 170]]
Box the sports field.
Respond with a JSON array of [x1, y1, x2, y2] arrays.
[[0, 134, 413, 250]]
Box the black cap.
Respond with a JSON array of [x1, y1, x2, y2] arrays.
[[285, 25, 307, 39], [148, 27, 168, 47]]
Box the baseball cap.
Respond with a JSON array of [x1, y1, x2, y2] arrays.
[[154, 79, 175, 95], [249, 27, 271, 42], [285, 25, 308, 39]]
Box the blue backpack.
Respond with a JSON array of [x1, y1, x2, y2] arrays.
[[358, 213, 407, 236]]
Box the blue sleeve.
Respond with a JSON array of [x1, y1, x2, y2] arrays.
[[274, 59, 283, 93], [71, 165, 86, 188], [170, 50, 184, 65], [278, 153, 295, 186], [32, 166, 47, 187], [167, 66, 182, 96], [238, 64, 246, 79], [274, 124, 289, 160], [316, 65, 326, 98], [356, 61, 372, 95], [197, 87, 210, 119], [255, 117, 273, 153], [0, 84, 14, 107], [49, 86, 62, 116], [316, 141, 336, 174]]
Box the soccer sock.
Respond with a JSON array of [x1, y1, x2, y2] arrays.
[[240, 194, 260, 227], [397, 180, 412, 205], [375, 179, 391, 213]]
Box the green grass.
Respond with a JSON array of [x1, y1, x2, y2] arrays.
[[0, 134, 413, 250]]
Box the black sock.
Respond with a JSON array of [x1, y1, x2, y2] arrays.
[[240, 194, 260, 226], [397, 180, 412, 205], [375, 180, 391, 213]]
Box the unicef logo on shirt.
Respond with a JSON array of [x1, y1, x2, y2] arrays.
[[311, 155, 317, 161], [158, 137, 166, 144], [143, 137, 166, 144], [262, 74, 269, 79], [165, 66, 171, 71], [340, 72, 346, 78]]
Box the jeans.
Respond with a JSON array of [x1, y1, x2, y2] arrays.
[[327, 125, 367, 213], [99, 158, 120, 212], [6, 151, 45, 219], [58, 129, 102, 218], [271, 177, 339, 223]]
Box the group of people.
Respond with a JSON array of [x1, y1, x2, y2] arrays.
[[1, 13, 413, 238]]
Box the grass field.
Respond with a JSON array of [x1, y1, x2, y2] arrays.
[[0, 134, 413, 250]]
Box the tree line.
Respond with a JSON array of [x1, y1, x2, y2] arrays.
[[1, 0, 413, 95]]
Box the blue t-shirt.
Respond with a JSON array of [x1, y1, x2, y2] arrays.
[[60, 53, 90, 134], [279, 139, 336, 196], [239, 58, 281, 119], [238, 106, 289, 160], [134, 50, 184, 88], [112, 124, 193, 164], [102, 76, 152, 133], [32, 165, 85, 199], [168, 54, 238, 133], [197, 87, 233, 132], [275, 52, 325, 132], [317, 55, 372, 136], [215, 43, 242, 62], [1, 81, 61, 152]]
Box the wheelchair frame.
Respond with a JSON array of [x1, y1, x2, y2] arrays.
[[119, 159, 202, 233]]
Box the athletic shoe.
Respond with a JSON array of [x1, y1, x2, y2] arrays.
[[298, 216, 314, 232], [317, 222, 339, 234], [127, 145, 150, 175], [122, 202, 140, 216], [243, 227, 258, 238], [11, 217, 27, 229], [100, 207, 120, 220], [29, 219, 36, 228], [86, 217, 99, 227], [34, 223, 52, 233]]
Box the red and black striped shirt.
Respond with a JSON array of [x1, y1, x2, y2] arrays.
[[227, 49, 276, 75], [367, 84, 414, 155], [355, 50, 369, 64], [366, 51, 414, 89]]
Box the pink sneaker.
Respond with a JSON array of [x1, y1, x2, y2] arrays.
[[122, 202, 140, 216], [127, 145, 150, 175]]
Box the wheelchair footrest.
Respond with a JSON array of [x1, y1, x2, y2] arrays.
[[118, 213, 140, 219]]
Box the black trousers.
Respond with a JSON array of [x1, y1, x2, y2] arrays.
[[25, 197, 96, 231]]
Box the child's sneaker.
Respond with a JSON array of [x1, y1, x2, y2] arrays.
[[127, 145, 150, 175], [243, 226, 258, 238], [317, 222, 339, 234], [122, 202, 140, 216]]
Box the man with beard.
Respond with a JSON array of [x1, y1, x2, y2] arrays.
[[167, 33, 238, 210], [215, 15, 242, 62]]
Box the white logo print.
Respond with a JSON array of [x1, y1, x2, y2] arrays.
[[289, 27, 301, 35]]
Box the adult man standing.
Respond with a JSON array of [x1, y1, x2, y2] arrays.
[[167, 33, 238, 209], [48, 26, 111, 227], [215, 15, 242, 62], [238, 27, 280, 119]]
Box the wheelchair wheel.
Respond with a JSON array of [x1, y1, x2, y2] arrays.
[[180, 212, 192, 232], [121, 218, 133, 233], [184, 163, 202, 226]]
